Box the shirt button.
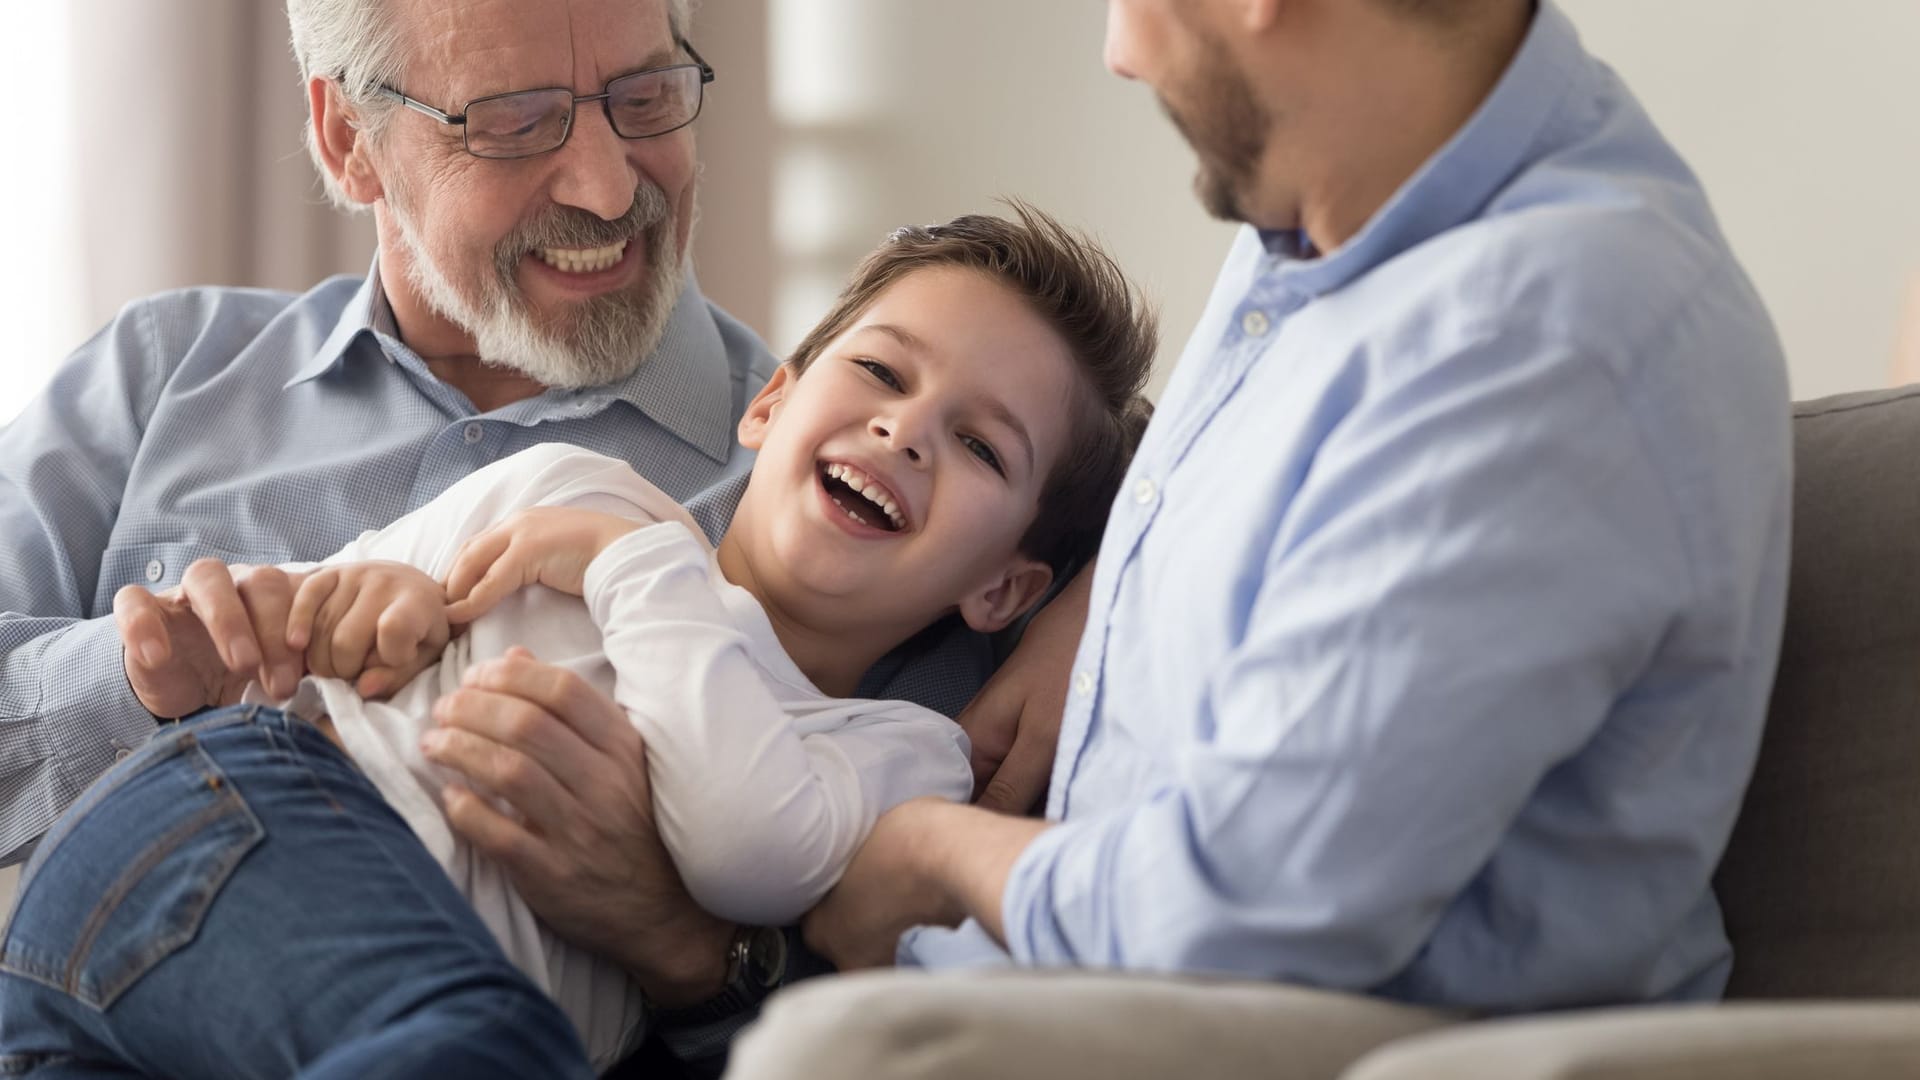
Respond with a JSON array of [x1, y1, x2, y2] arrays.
[[144, 559, 165, 583], [1074, 671, 1095, 697], [114, 746, 133, 761], [463, 423, 484, 445], [1133, 478, 1157, 505], [1241, 309, 1272, 337]]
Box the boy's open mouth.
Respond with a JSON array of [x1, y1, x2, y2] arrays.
[[819, 461, 906, 532]]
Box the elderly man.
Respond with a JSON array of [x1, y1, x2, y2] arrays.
[[726, 0, 1792, 1076], [0, 0, 1071, 1068]]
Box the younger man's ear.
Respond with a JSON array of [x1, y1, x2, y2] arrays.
[[310, 78, 384, 205], [736, 364, 795, 451], [958, 558, 1054, 635]]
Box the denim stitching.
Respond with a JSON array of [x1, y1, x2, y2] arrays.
[[0, 735, 264, 1011]]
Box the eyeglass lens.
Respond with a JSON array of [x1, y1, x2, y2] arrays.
[[463, 66, 704, 158]]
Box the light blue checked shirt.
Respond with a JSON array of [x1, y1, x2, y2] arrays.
[[909, 2, 1792, 1012], [0, 265, 988, 864]]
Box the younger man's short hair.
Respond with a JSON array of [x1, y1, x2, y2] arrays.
[[787, 201, 1157, 575]]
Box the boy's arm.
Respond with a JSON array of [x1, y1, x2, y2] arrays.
[[579, 524, 973, 927]]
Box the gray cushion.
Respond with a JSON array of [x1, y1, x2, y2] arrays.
[[1715, 385, 1920, 998]]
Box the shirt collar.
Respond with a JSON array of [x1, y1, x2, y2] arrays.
[[1269, 0, 1586, 296], [284, 257, 387, 389], [282, 258, 738, 464]]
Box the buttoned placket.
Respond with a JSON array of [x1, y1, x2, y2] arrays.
[[1049, 275, 1306, 819]]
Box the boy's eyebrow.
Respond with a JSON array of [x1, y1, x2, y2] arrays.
[[857, 323, 1036, 473]]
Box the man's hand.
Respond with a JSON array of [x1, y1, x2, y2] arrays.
[[114, 560, 308, 717], [958, 566, 1091, 813], [423, 646, 733, 1006], [802, 799, 966, 970], [443, 507, 643, 624], [803, 798, 1052, 969], [286, 561, 450, 699]]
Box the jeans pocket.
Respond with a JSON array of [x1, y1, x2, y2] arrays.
[[1, 730, 264, 1010]]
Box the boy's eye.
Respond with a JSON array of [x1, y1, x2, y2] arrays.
[[854, 358, 902, 390], [961, 435, 1004, 476]]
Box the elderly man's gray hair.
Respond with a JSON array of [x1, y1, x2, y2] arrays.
[[287, 0, 694, 210]]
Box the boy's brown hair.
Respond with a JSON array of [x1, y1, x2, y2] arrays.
[[786, 201, 1157, 576]]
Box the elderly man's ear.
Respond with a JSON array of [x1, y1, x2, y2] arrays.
[[308, 78, 386, 206]]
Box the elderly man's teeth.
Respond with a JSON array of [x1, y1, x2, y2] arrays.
[[534, 240, 628, 274]]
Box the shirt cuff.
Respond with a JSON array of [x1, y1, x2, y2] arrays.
[[999, 812, 1111, 967]]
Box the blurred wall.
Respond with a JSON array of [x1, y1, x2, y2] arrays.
[[691, 0, 1920, 400]]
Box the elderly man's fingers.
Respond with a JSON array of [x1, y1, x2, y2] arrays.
[[181, 559, 259, 673], [422, 694, 587, 830], [236, 566, 302, 698], [440, 783, 561, 878], [459, 647, 639, 762], [974, 709, 1054, 815], [113, 584, 173, 668]]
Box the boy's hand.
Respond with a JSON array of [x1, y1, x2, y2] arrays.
[[443, 508, 644, 624], [287, 561, 450, 699]]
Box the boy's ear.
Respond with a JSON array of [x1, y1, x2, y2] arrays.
[[957, 556, 1055, 635], [737, 364, 795, 450]]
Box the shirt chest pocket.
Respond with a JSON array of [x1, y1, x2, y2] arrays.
[[93, 540, 274, 615]]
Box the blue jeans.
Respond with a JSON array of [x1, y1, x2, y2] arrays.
[[0, 706, 593, 1079]]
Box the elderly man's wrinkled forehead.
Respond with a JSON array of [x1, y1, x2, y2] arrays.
[[395, 0, 679, 101]]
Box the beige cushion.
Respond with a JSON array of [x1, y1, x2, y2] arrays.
[[1714, 386, 1920, 997], [726, 970, 1455, 1080], [1340, 1002, 1920, 1080]]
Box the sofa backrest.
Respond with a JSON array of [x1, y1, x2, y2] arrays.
[[1716, 385, 1920, 998]]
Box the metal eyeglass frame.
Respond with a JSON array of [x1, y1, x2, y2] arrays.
[[371, 40, 716, 159]]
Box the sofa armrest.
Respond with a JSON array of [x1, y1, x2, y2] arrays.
[[1341, 1002, 1920, 1080], [727, 970, 1457, 1080]]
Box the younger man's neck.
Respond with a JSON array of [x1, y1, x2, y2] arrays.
[[712, 533, 896, 698]]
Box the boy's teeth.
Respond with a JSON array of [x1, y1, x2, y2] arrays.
[[823, 462, 906, 530], [534, 240, 628, 274]]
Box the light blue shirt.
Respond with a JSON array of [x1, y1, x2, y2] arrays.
[[0, 265, 988, 864], [913, 2, 1792, 1012]]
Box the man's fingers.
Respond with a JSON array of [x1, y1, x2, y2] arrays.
[[458, 648, 635, 759], [422, 697, 587, 829], [180, 559, 259, 672], [113, 585, 172, 668], [973, 708, 1055, 815], [441, 783, 558, 877]]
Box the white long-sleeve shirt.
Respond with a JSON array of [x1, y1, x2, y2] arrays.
[[274, 443, 974, 1069]]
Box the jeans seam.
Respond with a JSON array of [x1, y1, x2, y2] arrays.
[[63, 787, 256, 1008]]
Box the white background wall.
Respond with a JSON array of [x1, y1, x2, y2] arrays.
[[691, 0, 1920, 401]]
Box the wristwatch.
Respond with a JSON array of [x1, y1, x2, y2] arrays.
[[652, 924, 789, 1028]]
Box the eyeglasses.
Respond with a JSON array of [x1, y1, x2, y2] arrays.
[[373, 41, 716, 160]]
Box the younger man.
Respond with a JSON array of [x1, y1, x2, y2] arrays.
[[0, 206, 1154, 1077]]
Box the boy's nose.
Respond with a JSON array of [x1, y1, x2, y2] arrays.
[[869, 418, 923, 463]]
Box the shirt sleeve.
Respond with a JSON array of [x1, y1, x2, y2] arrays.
[[582, 526, 973, 927], [1001, 334, 1695, 985], [0, 302, 175, 864]]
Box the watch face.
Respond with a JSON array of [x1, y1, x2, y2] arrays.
[[746, 925, 789, 989]]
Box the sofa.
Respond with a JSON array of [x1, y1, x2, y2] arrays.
[[721, 385, 1920, 1079]]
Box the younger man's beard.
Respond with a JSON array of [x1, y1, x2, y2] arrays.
[[1158, 35, 1270, 225], [388, 181, 687, 390]]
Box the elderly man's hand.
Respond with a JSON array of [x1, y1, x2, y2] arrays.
[[114, 560, 309, 717], [957, 566, 1091, 813], [424, 646, 733, 1006]]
